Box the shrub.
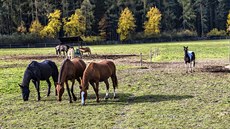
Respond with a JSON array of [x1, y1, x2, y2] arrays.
[[207, 28, 226, 37]]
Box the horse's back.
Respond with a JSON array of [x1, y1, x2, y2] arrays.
[[87, 60, 115, 81], [71, 58, 86, 77]]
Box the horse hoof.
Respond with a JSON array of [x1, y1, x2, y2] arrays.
[[73, 97, 77, 101], [69, 101, 73, 103], [113, 96, 118, 99]]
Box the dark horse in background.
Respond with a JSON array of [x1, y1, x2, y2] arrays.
[[55, 44, 70, 56], [56, 58, 86, 103], [80, 60, 118, 105], [184, 46, 196, 73], [19, 60, 58, 101]]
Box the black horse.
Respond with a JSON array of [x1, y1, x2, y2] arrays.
[[184, 46, 196, 73], [18, 60, 58, 101], [55, 44, 70, 56]]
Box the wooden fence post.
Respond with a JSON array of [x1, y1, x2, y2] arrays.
[[140, 53, 142, 66]]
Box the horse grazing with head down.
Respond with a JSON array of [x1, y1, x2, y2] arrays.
[[19, 60, 58, 101], [55, 44, 70, 56], [184, 46, 196, 73], [56, 58, 86, 103], [80, 60, 118, 105], [79, 47, 91, 56]]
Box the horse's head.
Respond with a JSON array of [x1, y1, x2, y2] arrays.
[[184, 46, 188, 52], [80, 80, 89, 106], [18, 84, 30, 101], [56, 83, 65, 101]]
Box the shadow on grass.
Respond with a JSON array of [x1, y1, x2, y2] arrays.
[[85, 93, 194, 106]]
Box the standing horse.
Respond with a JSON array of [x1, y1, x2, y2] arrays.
[[184, 46, 196, 73], [18, 60, 58, 101], [55, 44, 70, 56], [79, 47, 91, 56], [56, 58, 86, 103], [80, 60, 118, 105], [67, 47, 75, 59]]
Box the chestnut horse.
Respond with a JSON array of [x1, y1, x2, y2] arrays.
[[79, 47, 91, 56], [56, 58, 86, 103], [80, 60, 118, 105]]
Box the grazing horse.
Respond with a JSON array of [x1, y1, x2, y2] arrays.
[[80, 60, 118, 105], [184, 46, 196, 73], [79, 47, 91, 56], [19, 60, 58, 101], [56, 58, 86, 103], [55, 44, 70, 56]]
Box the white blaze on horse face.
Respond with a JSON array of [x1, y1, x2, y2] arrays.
[[81, 91, 85, 105]]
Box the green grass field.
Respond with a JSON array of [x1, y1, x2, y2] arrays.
[[0, 40, 229, 128]]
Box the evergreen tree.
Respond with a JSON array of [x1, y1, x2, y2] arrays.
[[178, 0, 196, 30], [81, 0, 95, 36]]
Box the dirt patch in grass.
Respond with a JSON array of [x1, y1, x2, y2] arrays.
[[1, 54, 137, 60]]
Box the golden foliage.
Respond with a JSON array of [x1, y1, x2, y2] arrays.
[[144, 7, 162, 36], [227, 11, 230, 33], [40, 9, 62, 38], [63, 9, 86, 37], [117, 7, 136, 41], [29, 19, 43, 35]]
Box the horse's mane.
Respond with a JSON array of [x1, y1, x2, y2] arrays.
[[82, 63, 95, 88], [58, 59, 70, 83]]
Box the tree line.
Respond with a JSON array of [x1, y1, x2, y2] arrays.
[[0, 0, 230, 42]]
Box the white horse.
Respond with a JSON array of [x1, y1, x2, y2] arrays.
[[67, 47, 75, 59]]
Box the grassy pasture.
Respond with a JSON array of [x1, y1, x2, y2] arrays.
[[0, 40, 229, 128]]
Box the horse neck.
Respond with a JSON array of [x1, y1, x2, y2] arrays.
[[22, 70, 32, 87], [81, 69, 91, 90], [184, 50, 189, 57], [58, 61, 69, 84]]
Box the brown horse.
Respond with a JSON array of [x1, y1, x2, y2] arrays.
[[56, 58, 86, 103], [79, 47, 91, 56], [80, 60, 118, 105]]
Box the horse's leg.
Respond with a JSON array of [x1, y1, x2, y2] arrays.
[[111, 76, 117, 99], [65, 81, 72, 103], [90, 81, 99, 103], [190, 62, 193, 72], [186, 63, 189, 73], [33, 80, 41, 101], [104, 80, 109, 100], [46, 79, 51, 97], [95, 82, 100, 103], [70, 79, 77, 101]]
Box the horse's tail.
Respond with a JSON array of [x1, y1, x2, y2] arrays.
[[47, 61, 59, 83], [192, 52, 196, 67], [113, 73, 118, 88], [111, 64, 118, 88]]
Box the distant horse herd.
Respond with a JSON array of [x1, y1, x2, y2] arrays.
[[18, 46, 195, 105], [55, 44, 91, 59]]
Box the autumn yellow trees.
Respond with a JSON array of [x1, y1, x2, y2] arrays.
[[117, 7, 162, 41], [227, 11, 230, 34], [63, 9, 86, 37], [29, 19, 43, 35], [117, 7, 136, 41], [144, 7, 162, 36], [31, 6, 163, 39], [40, 10, 62, 38]]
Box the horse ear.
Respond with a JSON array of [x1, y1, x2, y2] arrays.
[[18, 84, 23, 88]]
